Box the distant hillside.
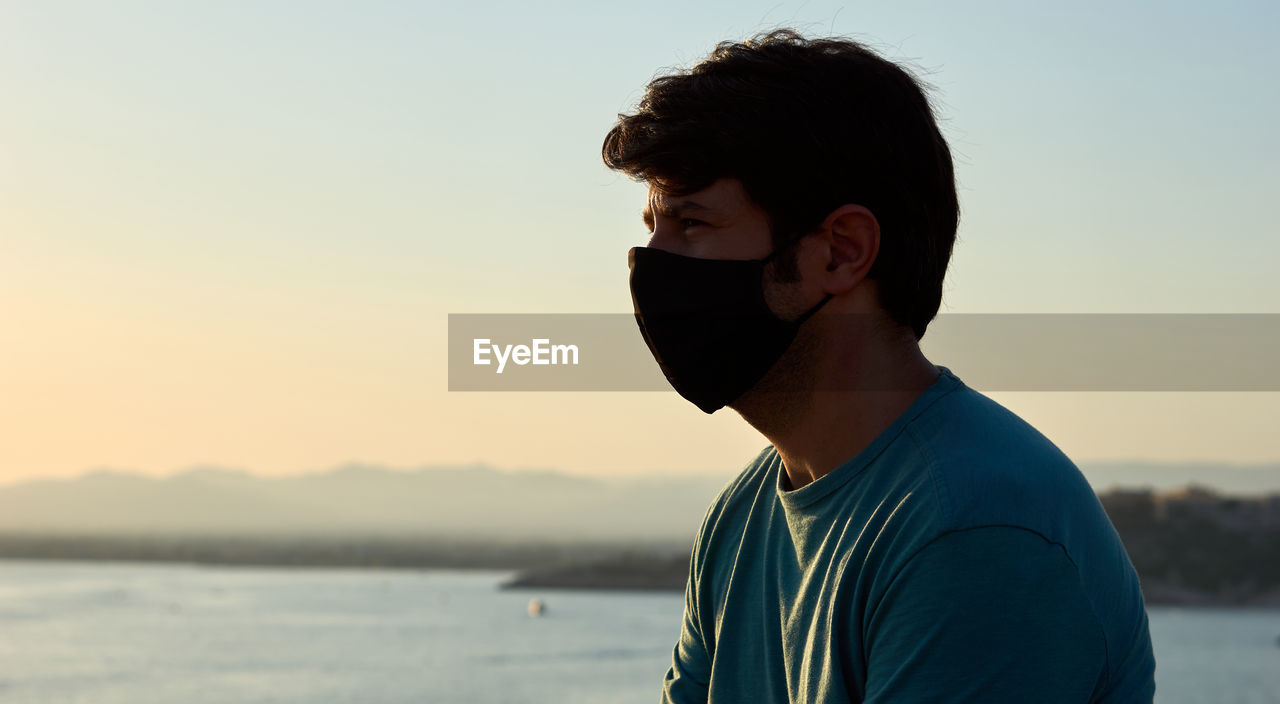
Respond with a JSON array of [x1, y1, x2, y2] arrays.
[[1099, 486, 1280, 605], [3, 462, 1280, 605], [1078, 461, 1280, 495], [0, 463, 727, 542], [1, 460, 1278, 541]]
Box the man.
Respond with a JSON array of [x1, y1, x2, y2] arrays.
[[603, 30, 1156, 703]]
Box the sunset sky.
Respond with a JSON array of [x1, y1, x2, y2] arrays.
[[2, 1, 1276, 485]]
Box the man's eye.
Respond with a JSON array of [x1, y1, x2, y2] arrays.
[[681, 219, 705, 229]]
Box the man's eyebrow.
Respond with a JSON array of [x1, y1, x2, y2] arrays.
[[641, 199, 716, 228]]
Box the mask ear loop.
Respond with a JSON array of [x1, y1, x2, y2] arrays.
[[760, 234, 835, 324], [795, 292, 834, 324]]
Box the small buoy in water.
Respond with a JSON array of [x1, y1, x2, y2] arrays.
[[528, 598, 546, 618]]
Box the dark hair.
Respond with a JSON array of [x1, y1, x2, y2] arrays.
[[602, 29, 958, 340]]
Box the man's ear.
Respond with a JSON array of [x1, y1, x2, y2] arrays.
[[817, 204, 880, 294]]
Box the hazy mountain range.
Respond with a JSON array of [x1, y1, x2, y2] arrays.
[[0, 464, 726, 541], [1, 460, 1276, 540]]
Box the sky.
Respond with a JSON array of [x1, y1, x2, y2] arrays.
[[1, 0, 1277, 485]]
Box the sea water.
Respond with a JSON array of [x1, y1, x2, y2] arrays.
[[0, 561, 1276, 703]]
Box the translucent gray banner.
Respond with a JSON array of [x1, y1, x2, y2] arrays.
[[448, 314, 1280, 391]]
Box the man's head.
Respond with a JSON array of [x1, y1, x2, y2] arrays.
[[603, 29, 958, 340]]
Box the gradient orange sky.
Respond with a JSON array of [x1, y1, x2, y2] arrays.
[[2, 2, 1276, 485]]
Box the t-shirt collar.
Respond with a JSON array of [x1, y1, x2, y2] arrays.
[[773, 366, 962, 511]]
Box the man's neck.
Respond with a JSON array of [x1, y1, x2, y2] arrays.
[[736, 331, 940, 492]]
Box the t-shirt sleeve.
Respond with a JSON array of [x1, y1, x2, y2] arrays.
[[863, 525, 1109, 703], [658, 547, 712, 704]]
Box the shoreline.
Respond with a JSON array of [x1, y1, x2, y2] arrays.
[[4, 546, 1279, 607]]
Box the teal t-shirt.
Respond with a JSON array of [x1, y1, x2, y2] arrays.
[[661, 367, 1156, 703]]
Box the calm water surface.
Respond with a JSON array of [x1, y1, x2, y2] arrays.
[[0, 561, 1276, 703]]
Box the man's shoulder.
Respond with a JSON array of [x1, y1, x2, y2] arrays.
[[686, 446, 779, 564], [896, 382, 1155, 703], [698, 445, 777, 528], [905, 380, 1100, 532], [913, 380, 1077, 470]]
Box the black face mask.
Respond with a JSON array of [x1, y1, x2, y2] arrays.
[[627, 241, 833, 414]]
